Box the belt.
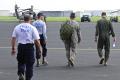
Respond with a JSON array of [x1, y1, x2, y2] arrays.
[[18, 43, 34, 45]]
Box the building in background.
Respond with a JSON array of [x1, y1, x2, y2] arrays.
[[0, 10, 11, 16], [0, 9, 120, 17], [40, 10, 73, 17]]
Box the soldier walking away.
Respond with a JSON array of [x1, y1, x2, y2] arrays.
[[60, 13, 81, 67], [33, 13, 48, 67], [95, 12, 116, 66], [11, 15, 40, 80]]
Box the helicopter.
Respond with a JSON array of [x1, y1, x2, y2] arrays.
[[15, 4, 36, 22]]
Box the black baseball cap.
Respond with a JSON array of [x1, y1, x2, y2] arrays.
[[70, 12, 75, 18], [37, 12, 44, 17], [101, 12, 106, 16]]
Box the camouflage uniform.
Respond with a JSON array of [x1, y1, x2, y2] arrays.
[[95, 17, 115, 63], [63, 20, 81, 66]]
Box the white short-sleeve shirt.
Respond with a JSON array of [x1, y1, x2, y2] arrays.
[[12, 23, 40, 44], [32, 20, 47, 40]]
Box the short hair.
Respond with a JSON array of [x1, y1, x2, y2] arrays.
[[37, 12, 44, 17], [24, 15, 31, 21], [101, 12, 106, 16], [70, 13, 75, 19]]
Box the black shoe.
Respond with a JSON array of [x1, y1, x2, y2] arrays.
[[99, 58, 104, 64], [36, 60, 40, 67], [42, 60, 48, 66], [66, 62, 71, 67], [18, 74, 24, 80], [42, 58, 48, 66]]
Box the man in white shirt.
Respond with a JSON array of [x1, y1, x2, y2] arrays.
[[33, 13, 48, 66], [11, 15, 40, 80]]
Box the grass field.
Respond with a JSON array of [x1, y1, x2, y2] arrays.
[[0, 16, 18, 21], [0, 16, 119, 22]]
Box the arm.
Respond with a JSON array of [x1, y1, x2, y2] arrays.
[[11, 37, 16, 56], [76, 24, 81, 43], [95, 21, 99, 42], [34, 39, 41, 53], [109, 21, 116, 42], [33, 27, 41, 53], [11, 27, 17, 56], [43, 22, 47, 43]]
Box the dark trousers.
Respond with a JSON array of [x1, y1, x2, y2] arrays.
[[17, 44, 35, 80], [36, 34, 47, 59], [36, 39, 47, 59], [97, 36, 110, 62]]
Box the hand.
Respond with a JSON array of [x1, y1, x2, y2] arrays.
[[78, 38, 81, 43], [113, 37, 116, 42], [94, 39, 97, 42], [44, 40, 47, 44], [11, 49, 16, 56], [94, 36, 97, 42]]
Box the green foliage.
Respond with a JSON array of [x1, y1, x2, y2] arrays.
[[0, 16, 120, 22]]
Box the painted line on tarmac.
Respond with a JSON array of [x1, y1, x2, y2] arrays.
[[49, 48, 120, 51], [0, 72, 4, 74], [0, 71, 14, 75], [0, 47, 120, 51]]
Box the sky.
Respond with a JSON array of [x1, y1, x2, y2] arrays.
[[1, 0, 120, 12]]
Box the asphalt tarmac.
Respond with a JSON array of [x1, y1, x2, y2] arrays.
[[0, 22, 120, 80]]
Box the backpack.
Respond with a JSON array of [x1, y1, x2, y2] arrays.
[[60, 20, 74, 40]]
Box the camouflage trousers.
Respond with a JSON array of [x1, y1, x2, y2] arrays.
[[63, 40, 76, 63]]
